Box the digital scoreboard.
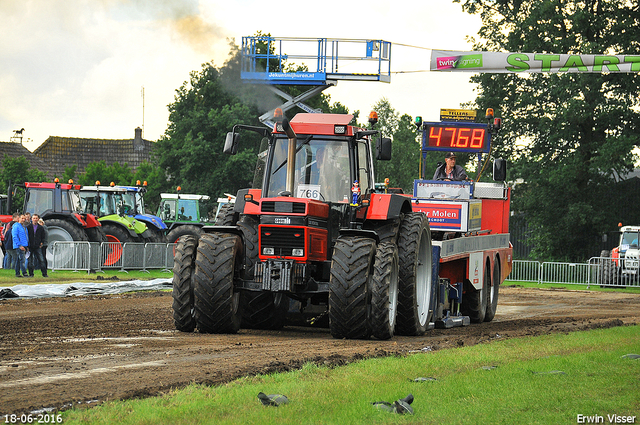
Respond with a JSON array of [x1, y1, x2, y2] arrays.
[[421, 122, 491, 154]]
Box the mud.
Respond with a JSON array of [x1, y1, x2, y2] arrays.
[[1, 285, 639, 414]]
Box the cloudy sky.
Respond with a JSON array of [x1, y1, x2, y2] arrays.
[[0, 0, 482, 152]]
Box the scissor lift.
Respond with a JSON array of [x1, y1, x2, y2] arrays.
[[240, 36, 392, 127]]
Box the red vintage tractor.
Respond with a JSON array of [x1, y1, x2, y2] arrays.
[[172, 111, 434, 339]]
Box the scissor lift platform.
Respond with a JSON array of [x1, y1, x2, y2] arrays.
[[241, 36, 392, 85], [241, 36, 392, 127]]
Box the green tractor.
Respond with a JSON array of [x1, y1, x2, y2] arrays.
[[79, 183, 152, 245], [157, 188, 215, 244]]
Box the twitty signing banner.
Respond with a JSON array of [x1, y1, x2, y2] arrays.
[[431, 50, 640, 73]]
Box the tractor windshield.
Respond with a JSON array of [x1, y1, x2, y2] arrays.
[[267, 138, 351, 203], [68, 191, 83, 213], [121, 192, 139, 215], [621, 231, 640, 248]]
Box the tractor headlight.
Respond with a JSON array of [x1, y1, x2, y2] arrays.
[[263, 247, 275, 255], [292, 248, 304, 257]]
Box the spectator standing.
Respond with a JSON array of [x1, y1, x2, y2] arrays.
[[24, 212, 32, 271], [0, 223, 6, 259], [3, 213, 19, 270], [12, 214, 29, 278], [28, 214, 48, 277], [39, 218, 49, 274]]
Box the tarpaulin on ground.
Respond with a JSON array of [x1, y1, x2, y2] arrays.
[[0, 278, 172, 299], [431, 50, 640, 73]]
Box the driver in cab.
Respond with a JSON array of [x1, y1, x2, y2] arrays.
[[433, 152, 469, 181]]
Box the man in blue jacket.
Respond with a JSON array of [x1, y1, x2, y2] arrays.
[[12, 214, 29, 278]]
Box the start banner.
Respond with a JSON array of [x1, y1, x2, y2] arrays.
[[431, 50, 640, 73]]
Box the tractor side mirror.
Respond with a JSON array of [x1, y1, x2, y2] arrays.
[[376, 137, 392, 161], [224, 132, 239, 155], [493, 158, 507, 181]]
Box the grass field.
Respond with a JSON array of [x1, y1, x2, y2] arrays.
[[60, 325, 640, 425], [0, 268, 171, 286]]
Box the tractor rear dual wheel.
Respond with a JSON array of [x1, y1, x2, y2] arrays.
[[370, 241, 399, 340]]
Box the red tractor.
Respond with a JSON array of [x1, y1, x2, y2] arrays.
[[6, 180, 105, 263], [173, 111, 436, 339]]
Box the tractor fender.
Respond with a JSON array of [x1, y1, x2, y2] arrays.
[[82, 213, 101, 228], [338, 228, 379, 244], [234, 188, 262, 215], [134, 213, 168, 231], [365, 193, 413, 220], [98, 216, 140, 238]]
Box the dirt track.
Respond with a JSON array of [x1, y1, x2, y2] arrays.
[[1, 285, 639, 415]]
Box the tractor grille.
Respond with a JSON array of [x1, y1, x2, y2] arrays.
[[261, 226, 305, 256], [261, 201, 306, 214]]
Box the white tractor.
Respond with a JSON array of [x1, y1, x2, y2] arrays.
[[600, 225, 640, 286]]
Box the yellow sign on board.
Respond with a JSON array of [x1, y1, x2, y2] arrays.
[[440, 109, 477, 122]]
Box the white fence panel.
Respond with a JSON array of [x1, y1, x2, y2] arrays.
[[540, 261, 596, 285], [50, 241, 91, 273], [506, 260, 540, 283], [589, 256, 640, 287]]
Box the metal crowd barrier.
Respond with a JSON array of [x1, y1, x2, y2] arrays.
[[49, 241, 177, 274], [44, 244, 640, 287], [506, 257, 639, 287]]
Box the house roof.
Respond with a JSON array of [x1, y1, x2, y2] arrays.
[[33, 128, 154, 177], [0, 141, 57, 179]]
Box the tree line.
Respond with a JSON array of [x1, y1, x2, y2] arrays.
[[4, 1, 640, 262]]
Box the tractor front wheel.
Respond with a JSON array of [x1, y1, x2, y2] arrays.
[[172, 235, 198, 332], [193, 233, 242, 333], [167, 225, 203, 245], [329, 237, 376, 339]]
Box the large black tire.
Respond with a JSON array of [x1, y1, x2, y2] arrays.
[[462, 262, 489, 323], [193, 233, 242, 333], [365, 218, 400, 244], [167, 225, 203, 244], [44, 218, 88, 266], [86, 226, 107, 243], [147, 227, 168, 243], [329, 237, 376, 339], [237, 214, 289, 330], [172, 235, 198, 332], [101, 223, 134, 243], [395, 213, 434, 336], [216, 203, 238, 226], [370, 242, 399, 340], [484, 260, 500, 322]]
